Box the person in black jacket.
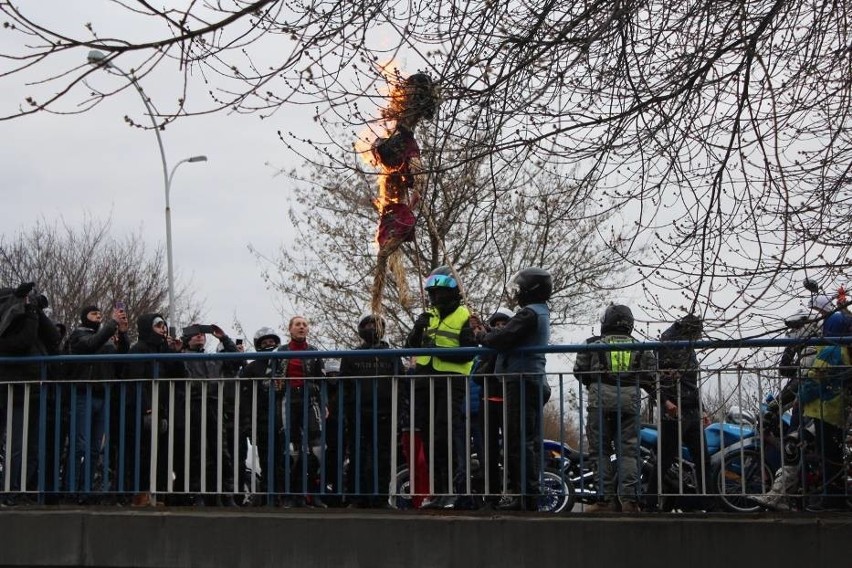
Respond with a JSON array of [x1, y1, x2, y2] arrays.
[[66, 304, 129, 498], [653, 313, 707, 510], [472, 268, 553, 511], [340, 315, 401, 508], [122, 313, 185, 507], [238, 326, 283, 504], [0, 282, 60, 503]]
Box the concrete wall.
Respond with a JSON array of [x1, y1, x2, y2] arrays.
[[1, 510, 850, 568]]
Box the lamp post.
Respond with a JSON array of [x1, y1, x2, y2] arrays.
[[165, 155, 208, 327], [87, 50, 207, 325]]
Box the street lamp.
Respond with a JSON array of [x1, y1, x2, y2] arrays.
[[165, 155, 207, 327], [87, 50, 207, 326]]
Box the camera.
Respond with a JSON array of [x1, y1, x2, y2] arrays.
[[182, 324, 216, 337], [27, 290, 49, 310]]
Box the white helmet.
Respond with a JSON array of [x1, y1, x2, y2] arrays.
[[488, 307, 514, 327], [325, 358, 341, 375], [253, 327, 281, 351]]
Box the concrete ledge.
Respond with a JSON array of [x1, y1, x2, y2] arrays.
[[0, 509, 850, 568]]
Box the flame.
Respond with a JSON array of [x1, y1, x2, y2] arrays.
[[363, 58, 415, 245], [374, 170, 402, 214]]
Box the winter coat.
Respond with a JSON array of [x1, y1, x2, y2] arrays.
[[338, 340, 401, 414], [125, 313, 186, 411], [66, 319, 130, 389], [0, 292, 60, 383]]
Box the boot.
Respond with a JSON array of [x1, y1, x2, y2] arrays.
[[620, 500, 640, 513], [131, 493, 151, 507], [583, 500, 616, 513], [306, 495, 328, 509], [752, 465, 798, 510], [495, 496, 524, 511]]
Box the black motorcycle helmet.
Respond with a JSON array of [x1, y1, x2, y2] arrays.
[[660, 313, 703, 342], [358, 314, 385, 344], [509, 267, 553, 307], [600, 304, 634, 335], [424, 266, 460, 311]]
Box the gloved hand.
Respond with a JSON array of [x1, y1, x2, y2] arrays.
[[413, 312, 431, 330], [762, 409, 779, 427], [14, 282, 35, 298]]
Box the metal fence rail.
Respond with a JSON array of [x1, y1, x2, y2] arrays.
[[0, 339, 849, 512]]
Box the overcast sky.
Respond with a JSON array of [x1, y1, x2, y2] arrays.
[[1, 3, 810, 358], [0, 5, 325, 346]]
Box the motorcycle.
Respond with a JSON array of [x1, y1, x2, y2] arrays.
[[547, 407, 791, 512], [392, 438, 575, 513]]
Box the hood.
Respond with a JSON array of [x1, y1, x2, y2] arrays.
[[137, 312, 168, 346], [79, 304, 101, 331], [660, 315, 703, 342]]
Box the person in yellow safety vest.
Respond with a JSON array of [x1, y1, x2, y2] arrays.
[[405, 266, 478, 510]]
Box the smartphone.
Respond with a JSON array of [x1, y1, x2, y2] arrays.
[[235, 339, 244, 346], [182, 325, 201, 337], [183, 324, 216, 336], [115, 300, 126, 311], [169, 326, 177, 338]]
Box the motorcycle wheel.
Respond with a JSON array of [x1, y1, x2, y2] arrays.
[[714, 448, 773, 513], [536, 468, 575, 514], [389, 467, 413, 510]]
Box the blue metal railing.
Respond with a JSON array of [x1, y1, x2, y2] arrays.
[[0, 338, 849, 511]]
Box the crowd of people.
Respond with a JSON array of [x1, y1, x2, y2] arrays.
[[0, 272, 849, 513]]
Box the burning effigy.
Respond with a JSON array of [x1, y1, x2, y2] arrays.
[[368, 72, 440, 315]]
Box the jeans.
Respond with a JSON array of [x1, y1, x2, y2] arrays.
[[70, 392, 108, 492], [586, 382, 642, 503]]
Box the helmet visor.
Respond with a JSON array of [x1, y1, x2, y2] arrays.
[[507, 271, 522, 303], [425, 273, 458, 289]]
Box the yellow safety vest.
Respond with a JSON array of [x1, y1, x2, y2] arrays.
[[415, 306, 474, 375]]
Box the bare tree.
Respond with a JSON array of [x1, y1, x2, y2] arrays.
[[258, 128, 633, 347], [0, 215, 202, 337], [2, 1, 850, 336]]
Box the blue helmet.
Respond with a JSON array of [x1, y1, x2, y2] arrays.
[[425, 266, 460, 310], [822, 312, 851, 338], [424, 266, 458, 291]]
